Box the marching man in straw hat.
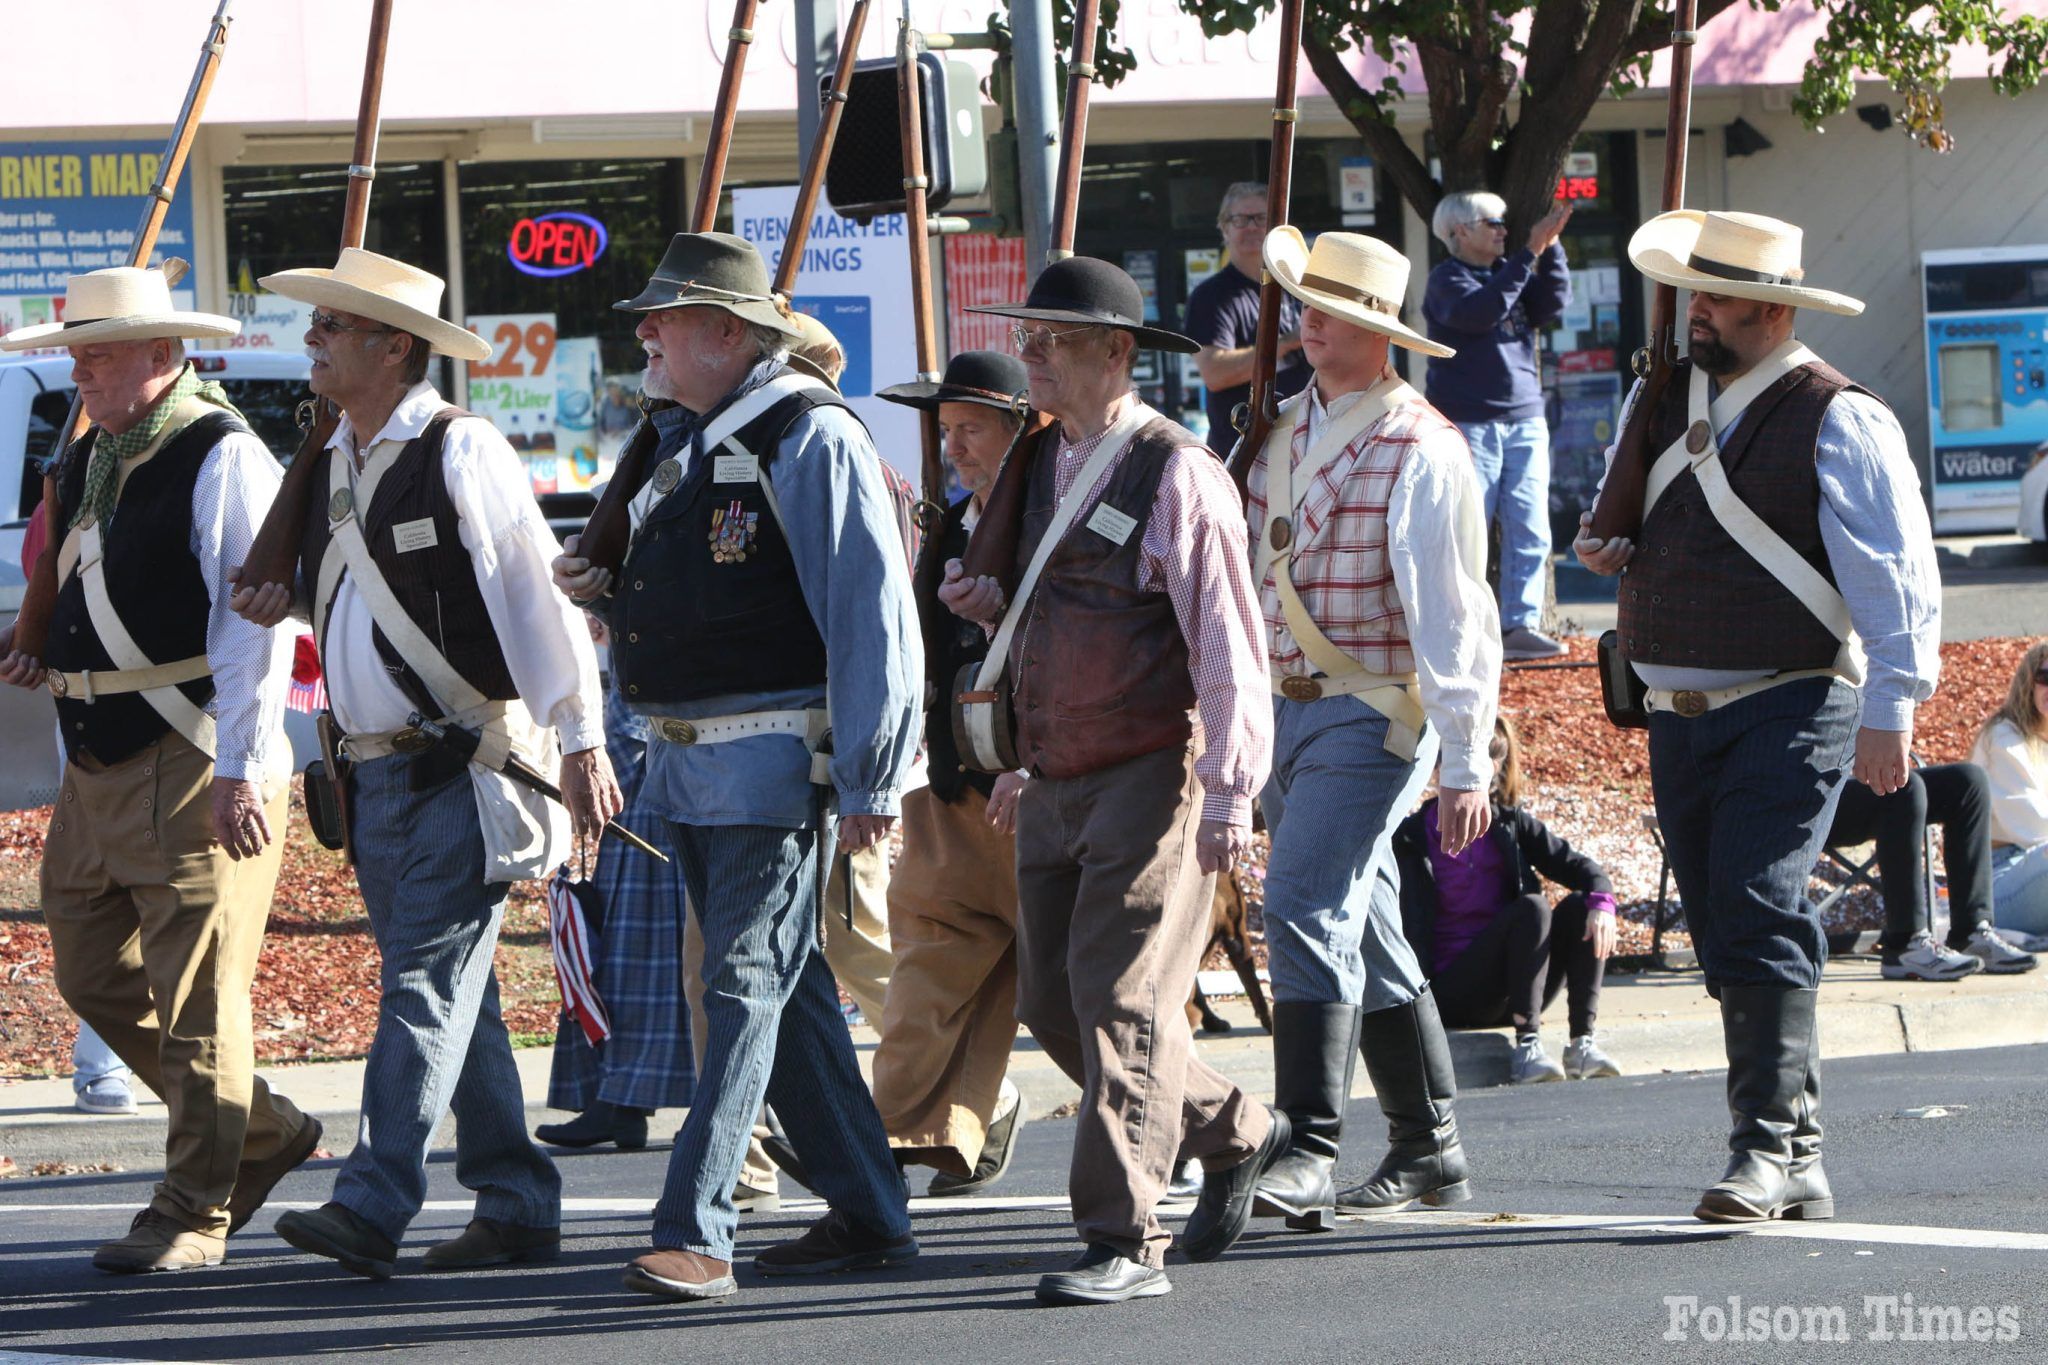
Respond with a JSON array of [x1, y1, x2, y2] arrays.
[[1574, 210, 1939, 1222], [940, 257, 1280, 1305], [1238, 229, 1501, 1236], [230, 247, 620, 1278], [0, 266, 322, 1272], [551, 232, 922, 1305]]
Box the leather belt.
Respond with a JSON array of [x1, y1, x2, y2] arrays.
[[647, 708, 828, 749], [1645, 666, 1847, 718], [48, 654, 211, 703]]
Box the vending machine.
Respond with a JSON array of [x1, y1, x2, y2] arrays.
[[1921, 245, 2048, 532]]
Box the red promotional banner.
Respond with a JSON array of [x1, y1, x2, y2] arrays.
[[944, 235, 1028, 356]]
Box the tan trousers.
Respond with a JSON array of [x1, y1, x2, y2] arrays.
[[41, 731, 307, 1236], [873, 786, 1018, 1177], [1014, 744, 1270, 1268], [680, 839, 892, 1189]]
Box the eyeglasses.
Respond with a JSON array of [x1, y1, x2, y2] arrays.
[[308, 309, 392, 337], [1010, 323, 1097, 355], [1221, 212, 1269, 230], [2035, 667, 2048, 686], [1473, 217, 1508, 229]]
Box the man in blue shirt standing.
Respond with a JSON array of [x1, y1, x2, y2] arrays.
[[553, 232, 923, 1305], [1424, 192, 1573, 660], [1185, 182, 1309, 452]]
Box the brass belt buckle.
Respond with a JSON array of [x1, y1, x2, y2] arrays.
[[1280, 675, 1322, 703], [655, 717, 699, 745], [47, 672, 69, 699], [389, 726, 434, 753], [1672, 690, 1710, 718]]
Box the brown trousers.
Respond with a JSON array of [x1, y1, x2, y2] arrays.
[[41, 731, 306, 1235], [1014, 744, 1270, 1268], [873, 785, 1019, 1177]]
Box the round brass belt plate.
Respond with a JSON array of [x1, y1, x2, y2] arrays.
[[390, 727, 433, 753], [651, 458, 683, 495], [329, 487, 354, 521], [1685, 420, 1712, 455], [1280, 675, 1322, 703], [1269, 517, 1292, 551], [656, 717, 698, 745], [47, 673, 68, 698], [1672, 690, 1710, 718]]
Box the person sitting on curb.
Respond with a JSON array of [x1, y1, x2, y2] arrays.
[[1393, 714, 1621, 1084], [1827, 762, 2036, 981], [1972, 640, 2048, 939]]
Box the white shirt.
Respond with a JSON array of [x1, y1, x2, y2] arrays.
[[1972, 718, 2048, 850], [319, 382, 604, 754]]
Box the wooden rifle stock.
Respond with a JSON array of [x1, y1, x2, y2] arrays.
[[235, 0, 397, 599], [1224, 0, 1304, 499], [574, 0, 764, 580], [1587, 0, 1696, 542], [7, 2, 234, 664]]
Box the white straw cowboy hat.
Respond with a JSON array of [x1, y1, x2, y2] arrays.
[[259, 248, 494, 361], [0, 266, 238, 351], [1628, 210, 1864, 317], [1262, 227, 1453, 358]]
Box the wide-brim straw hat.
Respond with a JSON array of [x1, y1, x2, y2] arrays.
[[965, 256, 1200, 354], [260, 248, 493, 361], [785, 310, 845, 388], [1, 266, 239, 351], [1262, 226, 1452, 358], [1628, 210, 1863, 317], [878, 350, 1028, 413], [613, 231, 805, 340]]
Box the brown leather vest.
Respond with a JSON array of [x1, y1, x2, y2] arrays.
[[1008, 417, 1198, 780], [1618, 358, 1871, 672]]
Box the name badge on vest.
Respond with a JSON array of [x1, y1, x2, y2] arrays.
[[391, 518, 439, 553], [1085, 502, 1138, 546], [713, 449, 759, 484]]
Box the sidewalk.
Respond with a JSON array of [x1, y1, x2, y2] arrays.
[[4, 956, 2044, 1172]]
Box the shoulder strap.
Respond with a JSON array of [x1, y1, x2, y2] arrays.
[[75, 518, 216, 759], [1644, 340, 1817, 513], [627, 373, 835, 534], [1252, 375, 1409, 592], [971, 402, 1153, 692]]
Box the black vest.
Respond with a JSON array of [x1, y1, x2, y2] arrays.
[[299, 409, 519, 716], [46, 410, 244, 766], [914, 498, 994, 803], [610, 381, 848, 705]]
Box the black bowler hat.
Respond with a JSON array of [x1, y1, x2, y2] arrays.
[[966, 256, 1199, 354], [613, 231, 803, 339], [877, 350, 1029, 413]]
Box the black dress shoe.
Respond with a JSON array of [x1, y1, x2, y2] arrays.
[[275, 1202, 398, 1280], [928, 1085, 1025, 1197], [754, 1210, 918, 1276], [1179, 1109, 1290, 1262], [1036, 1243, 1172, 1306], [534, 1101, 649, 1151]]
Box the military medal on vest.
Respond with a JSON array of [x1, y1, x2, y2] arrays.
[[710, 499, 758, 563]]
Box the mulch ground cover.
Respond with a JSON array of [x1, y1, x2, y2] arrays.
[[1, 636, 2034, 1078]]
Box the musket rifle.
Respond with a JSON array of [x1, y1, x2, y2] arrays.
[[1224, 0, 1304, 500], [5, 0, 236, 666], [896, 5, 948, 524]]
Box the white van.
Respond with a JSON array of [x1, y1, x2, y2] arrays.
[[0, 350, 316, 811]]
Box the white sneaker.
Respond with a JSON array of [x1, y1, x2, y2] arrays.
[[1991, 926, 2048, 955], [1509, 1033, 1565, 1084], [1962, 925, 2038, 974], [75, 1076, 137, 1115], [1882, 932, 1984, 982], [1564, 1034, 1621, 1079]]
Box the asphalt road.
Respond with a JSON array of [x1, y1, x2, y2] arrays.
[[6, 1045, 2048, 1363]]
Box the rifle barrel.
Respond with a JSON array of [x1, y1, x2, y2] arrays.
[[694, 0, 763, 232], [778, 0, 872, 297], [1048, 0, 1102, 259], [897, 12, 946, 510], [340, 0, 395, 250]]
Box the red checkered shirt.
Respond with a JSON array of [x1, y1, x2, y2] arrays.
[[1023, 396, 1272, 825], [1246, 382, 1501, 789]]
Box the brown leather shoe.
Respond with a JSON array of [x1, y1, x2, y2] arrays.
[[622, 1248, 737, 1302], [228, 1115, 325, 1236], [423, 1217, 562, 1270], [92, 1208, 225, 1274]]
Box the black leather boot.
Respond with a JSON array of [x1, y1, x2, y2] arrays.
[[534, 1101, 649, 1150], [1252, 1002, 1359, 1232], [1695, 986, 1829, 1222], [1335, 988, 1471, 1212]]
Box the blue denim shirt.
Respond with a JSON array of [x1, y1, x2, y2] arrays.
[[625, 360, 922, 830]]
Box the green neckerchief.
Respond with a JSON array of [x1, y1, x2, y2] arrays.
[[69, 363, 245, 529]]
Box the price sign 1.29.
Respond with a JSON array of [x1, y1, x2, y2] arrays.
[[469, 314, 557, 380]]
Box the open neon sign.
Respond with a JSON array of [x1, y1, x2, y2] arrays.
[[508, 211, 608, 278]]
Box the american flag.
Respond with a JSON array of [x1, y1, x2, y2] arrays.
[[545, 870, 611, 1045], [286, 633, 327, 714]]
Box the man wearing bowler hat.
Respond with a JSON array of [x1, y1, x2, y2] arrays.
[[551, 232, 922, 1304], [1574, 210, 1939, 1223], [871, 350, 1037, 1195], [940, 258, 1280, 1304], [1237, 229, 1500, 1236]]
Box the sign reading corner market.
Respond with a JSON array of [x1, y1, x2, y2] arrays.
[[0, 139, 198, 340]]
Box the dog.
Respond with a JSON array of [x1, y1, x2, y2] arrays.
[[1186, 871, 1273, 1036]]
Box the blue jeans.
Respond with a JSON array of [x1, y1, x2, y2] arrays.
[[1990, 843, 2048, 936], [653, 821, 908, 1261], [1260, 696, 1438, 1010], [71, 1020, 130, 1094], [332, 758, 561, 1242], [1648, 678, 1859, 990], [1458, 417, 1552, 631]]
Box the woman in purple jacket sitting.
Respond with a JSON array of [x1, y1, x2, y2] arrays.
[[1394, 716, 1621, 1085]]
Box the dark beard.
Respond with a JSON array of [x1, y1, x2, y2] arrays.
[[1688, 336, 1740, 375]]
